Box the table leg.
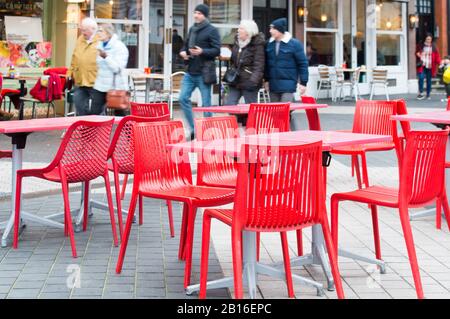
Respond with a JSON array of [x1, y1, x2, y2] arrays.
[[18, 80, 26, 120], [145, 78, 151, 103], [186, 231, 324, 298]]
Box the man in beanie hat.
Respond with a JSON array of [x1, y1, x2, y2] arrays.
[[179, 4, 221, 140], [265, 18, 309, 129]]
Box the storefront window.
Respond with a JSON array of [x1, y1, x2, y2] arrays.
[[376, 34, 401, 66], [306, 0, 338, 29], [95, 0, 143, 20], [205, 0, 241, 25], [0, 0, 44, 40], [116, 24, 140, 69], [307, 32, 335, 66], [376, 0, 402, 31]]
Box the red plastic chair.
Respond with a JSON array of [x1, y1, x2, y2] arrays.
[[246, 103, 290, 135], [331, 100, 401, 190], [331, 130, 450, 299], [199, 142, 345, 299], [115, 121, 235, 288], [0, 150, 12, 159], [130, 102, 170, 120], [108, 115, 174, 239], [301, 95, 322, 131], [195, 116, 239, 188], [13, 119, 118, 258]]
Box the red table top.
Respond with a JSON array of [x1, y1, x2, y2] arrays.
[[392, 111, 450, 125], [193, 103, 328, 114], [0, 116, 121, 134], [168, 130, 392, 156]]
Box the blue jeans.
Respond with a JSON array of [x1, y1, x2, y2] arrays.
[[179, 73, 213, 132], [418, 68, 433, 97]]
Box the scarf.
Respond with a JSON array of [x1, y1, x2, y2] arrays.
[[238, 38, 251, 49], [188, 19, 210, 49]]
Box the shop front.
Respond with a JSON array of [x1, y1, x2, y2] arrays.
[[295, 0, 416, 96]]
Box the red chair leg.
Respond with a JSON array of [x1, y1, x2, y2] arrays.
[[296, 229, 303, 257], [321, 220, 345, 299], [354, 155, 363, 189], [61, 180, 77, 258], [83, 181, 90, 232], [436, 198, 442, 230], [120, 174, 128, 200], [183, 205, 198, 289], [116, 192, 139, 274], [399, 206, 424, 299], [139, 195, 144, 226], [167, 200, 175, 238], [331, 197, 340, 254], [113, 169, 124, 239], [370, 205, 382, 260], [280, 232, 294, 298], [231, 228, 244, 299], [13, 174, 23, 249], [441, 193, 450, 231], [256, 232, 261, 261], [361, 153, 370, 188], [178, 203, 188, 260], [199, 214, 212, 299], [104, 174, 118, 247]]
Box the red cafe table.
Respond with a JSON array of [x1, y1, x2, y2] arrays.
[[193, 103, 328, 131], [0, 116, 121, 247], [169, 130, 392, 298], [392, 110, 450, 221]]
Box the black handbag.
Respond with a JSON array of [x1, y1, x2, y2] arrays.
[[223, 67, 240, 85], [202, 60, 217, 85]]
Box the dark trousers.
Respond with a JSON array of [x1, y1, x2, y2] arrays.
[[418, 68, 433, 97], [74, 87, 106, 116], [225, 86, 259, 126]]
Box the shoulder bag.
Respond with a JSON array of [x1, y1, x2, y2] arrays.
[[106, 70, 130, 111]]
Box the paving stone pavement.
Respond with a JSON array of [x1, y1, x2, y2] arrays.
[[0, 94, 448, 299]]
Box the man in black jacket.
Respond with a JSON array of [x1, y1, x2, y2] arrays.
[[179, 4, 221, 139]]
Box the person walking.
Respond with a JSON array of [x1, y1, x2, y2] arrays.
[[179, 4, 221, 140], [94, 23, 129, 116], [416, 33, 441, 100], [265, 18, 309, 103], [68, 18, 102, 116], [224, 20, 265, 106]]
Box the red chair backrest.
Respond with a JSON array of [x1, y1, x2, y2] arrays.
[[447, 98, 450, 111], [247, 103, 290, 135], [108, 115, 169, 174], [48, 119, 114, 183], [45, 67, 68, 91], [233, 141, 324, 231], [400, 130, 449, 206], [133, 121, 192, 188], [396, 99, 411, 140], [195, 116, 239, 186], [301, 96, 317, 104], [353, 100, 398, 135], [130, 102, 170, 120]]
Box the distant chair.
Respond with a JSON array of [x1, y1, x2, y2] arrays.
[[316, 65, 334, 100], [129, 73, 148, 102], [370, 68, 389, 101], [335, 67, 361, 101], [257, 88, 271, 103]]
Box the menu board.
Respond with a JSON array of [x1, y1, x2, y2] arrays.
[[4, 16, 43, 43]]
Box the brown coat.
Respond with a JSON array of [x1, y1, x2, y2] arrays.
[[68, 35, 100, 87], [230, 33, 265, 90]]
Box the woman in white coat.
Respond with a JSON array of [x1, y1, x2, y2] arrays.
[[95, 23, 129, 116]]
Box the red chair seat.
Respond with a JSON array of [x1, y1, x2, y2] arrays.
[[332, 186, 400, 208], [139, 183, 234, 206], [200, 173, 237, 189], [0, 150, 12, 158], [1, 89, 20, 96], [204, 209, 233, 225], [332, 142, 395, 154]]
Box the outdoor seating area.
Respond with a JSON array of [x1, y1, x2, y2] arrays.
[[1, 90, 450, 301]]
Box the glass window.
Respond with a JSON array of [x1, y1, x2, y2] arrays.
[[376, 0, 402, 31], [307, 32, 335, 66], [0, 0, 44, 40], [95, 0, 143, 20], [306, 0, 338, 29], [204, 0, 241, 25], [376, 34, 401, 66], [115, 24, 140, 68]]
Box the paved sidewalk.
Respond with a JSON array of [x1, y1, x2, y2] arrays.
[[0, 96, 448, 299]]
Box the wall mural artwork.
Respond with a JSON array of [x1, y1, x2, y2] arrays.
[[0, 41, 52, 68]]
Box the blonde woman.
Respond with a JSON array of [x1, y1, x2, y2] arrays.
[[224, 20, 265, 105]]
